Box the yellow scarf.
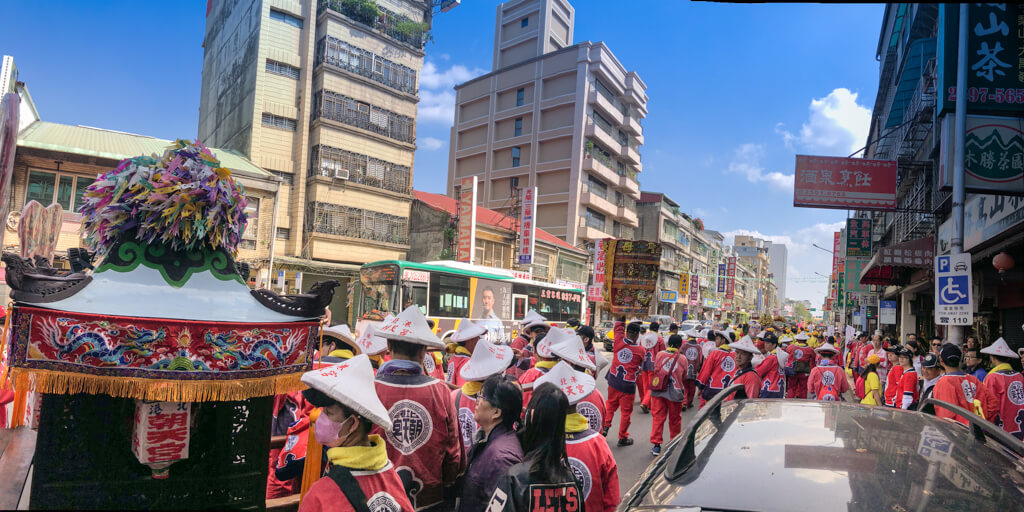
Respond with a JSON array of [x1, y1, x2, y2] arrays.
[[369, 354, 383, 366], [535, 360, 557, 370], [988, 363, 1013, 376], [666, 347, 678, 353], [462, 380, 484, 397], [565, 413, 589, 433], [329, 349, 354, 359], [326, 434, 389, 471], [446, 343, 472, 356]]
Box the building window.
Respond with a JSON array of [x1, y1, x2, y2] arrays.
[[270, 170, 294, 185], [511, 147, 521, 167], [516, 88, 525, 106], [262, 113, 297, 131], [26, 170, 95, 212], [270, 8, 303, 28], [521, 17, 529, 28], [315, 36, 417, 94], [312, 90, 415, 143], [587, 175, 607, 200], [266, 59, 300, 79], [309, 144, 412, 194], [585, 208, 606, 232], [242, 197, 260, 244], [514, 117, 523, 137], [276, 227, 291, 240], [306, 202, 409, 245]]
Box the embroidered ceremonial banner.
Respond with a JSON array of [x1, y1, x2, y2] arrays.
[[8, 306, 318, 402], [600, 239, 662, 316]]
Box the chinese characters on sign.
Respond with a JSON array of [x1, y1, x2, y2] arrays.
[[725, 257, 736, 300], [939, 115, 1024, 194], [938, 4, 1024, 116], [679, 273, 690, 297], [964, 193, 1024, 250], [717, 263, 726, 294], [457, 176, 478, 263], [132, 400, 191, 470], [846, 218, 873, 259], [935, 254, 973, 326], [689, 273, 700, 306], [593, 238, 607, 285], [587, 285, 603, 302], [793, 156, 898, 210], [518, 187, 538, 264], [831, 232, 841, 279]]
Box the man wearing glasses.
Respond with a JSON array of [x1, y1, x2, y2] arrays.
[[963, 348, 988, 382], [930, 336, 943, 355]]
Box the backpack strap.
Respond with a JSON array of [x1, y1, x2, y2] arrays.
[[327, 465, 372, 512]]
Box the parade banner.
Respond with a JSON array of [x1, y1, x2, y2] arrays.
[[725, 257, 736, 300], [594, 237, 607, 285], [717, 263, 726, 293], [793, 155, 898, 210], [846, 218, 872, 259], [679, 273, 690, 298], [938, 115, 1024, 195], [457, 176, 478, 263], [517, 186, 538, 264], [600, 239, 662, 315], [831, 232, 841, 279], [689, 273, 700, 306]]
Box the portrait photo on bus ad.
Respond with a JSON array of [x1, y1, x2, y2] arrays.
[[471, 279, 512, 330]]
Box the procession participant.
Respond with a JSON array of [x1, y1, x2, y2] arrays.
[[931, 343, 997, 425], [680, 328, 704, 409], [963, 347, 989, 382], [726, 336, 762, 401], [648, 334, 688, 456], [577, 325, 610, 376], [268, 392, 314, 499], [861, 334, 891, 385], [535, 362, 620, 512], [424, 320, 446, 380], [518, 329, 558, 408], [602, 318, 645, 445], [882, 345, 904, 407], [978, 338, 1024, 439], [374, 306, 465, 511], [453, 338, 514, 456], [785, 333, 815, 399], [808, 343, 848, 402], [668, 323, 680, 337], [696, 329, 737, 407], [638, 325, 664, 413], [319, 324, 360, 365], [859, 354, 883, 406], [299, 355, 413, 512], [508, 310, 549, 379], [354, 322, 390, 372], [566, 318, 581, 331], [850, 332, 868, 375], [918, 353, 944, 405], [699, 328, 717, 359], [457, 374, 523, 512], [755, 333, 787, 399], [896, 347, 919, 410], [446, 320, 488, 387], [487, 382, 584, 512], [547, 327, 606, 434]]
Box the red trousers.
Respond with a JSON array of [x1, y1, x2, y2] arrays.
[[683, 379, 697, 407], [650, 396, 682, 445], [786, 374, 809, 399], [638, 372, 651, 408], [603, 387, 635, 440]]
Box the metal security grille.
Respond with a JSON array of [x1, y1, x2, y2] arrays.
[[305, 201, 409, 245], [315, 36, 417, 94], [261, 113, 296, 131], [265, 59, 300, 79], [311, 90, 415, 143], [308, 145, 411, 194]]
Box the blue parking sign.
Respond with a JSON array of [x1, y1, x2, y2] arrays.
[[935, 253, 972, 326], [938, 276, 970, 305]]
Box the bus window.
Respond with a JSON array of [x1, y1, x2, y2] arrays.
[[359, 264, 399, 320], [402, 284, 428, 315], [512, 294, 528, 320], [428, 273, 470, 318]]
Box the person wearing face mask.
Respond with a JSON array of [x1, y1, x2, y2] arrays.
[[298, 355, 413, 512], [518, 329, 557, 409]]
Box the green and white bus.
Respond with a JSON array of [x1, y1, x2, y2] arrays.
[[353, 260, 585, 340]]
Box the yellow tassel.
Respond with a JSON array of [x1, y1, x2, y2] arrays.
[[9, 372, 28, 428], [300, 408, 324, 501], [7, 368, 307, 402]]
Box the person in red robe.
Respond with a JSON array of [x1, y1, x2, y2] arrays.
[[680, 329, 704, 409], [808, 343, 849, 402], [299, 355, 414, 512], [602, 318, 645, 445], [931, 343, 997, 426], [648, 334, 688, 456], [508, 310, 549, 380], [446, 320, 487, 388], [696, 329, 737, 407], [373, 306, 465, 511], [980, 338, 1024, 439], [537, 362, 620, 512], [754, 333, 787, 399], [638, 322, 665, 413], [785, 333, 815, 399], [726, 336, 762, 401], [518, 330, 559, 408], [546, 326, 607, 433], [882, 346, 904, 407], [895, 347, 919, 410], [451, 338, 514, 456]]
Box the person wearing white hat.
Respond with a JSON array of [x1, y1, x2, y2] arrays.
[[602, 318, 646, 446], [457, 374, 523, 512], [648, 334, 689, 456], [754, 333, 787, 399], [785, 332, 815, 399], [507, 310, 548, 380], [576, 325, 610, 377], [319, 324, 359, 365], [695, 328, 737, 407], [518, 327, 564, 409], [373, 306, 464, 511], [698, 328, 716, 360], [725, 336, 762, 401], [354, 319, 391, 371], [679, 329, 704, 410], [547, 327, 607, 434], [534, 362, 620, 512], [453, 338, 514, 453], [446, 320, 488, 388], [637, 322, 666, 415], [807, 343, 849, 402], [298, 355, 413, 511], [979, 338, 1024, 440]]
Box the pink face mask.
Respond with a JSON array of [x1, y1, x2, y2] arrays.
[[314, 414, 349, 447]]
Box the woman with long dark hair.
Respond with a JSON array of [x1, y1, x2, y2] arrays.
[[487, 382, 585, 511], [457, 374, 523, 512]]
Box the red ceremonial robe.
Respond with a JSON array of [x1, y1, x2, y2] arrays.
[[446, 352, 472, 387], [884, 365, 904, 407], [267, 392, 313, 499], [374, 365, 465, 510], [519, 363, 554, 409], [754, 351, 786, 398], [897, 368, 919, 409], [606, 321, 645, 394], [808, 360, 849, 402], [506, 335, 533, 380], [726, 367, 761, 401], [452, 388, 479, 456], [423, 351, 446, 381], [931, 371, 997, 426], [300, 461, 414, 512], [981, 367, 1024, 440], [565, 427, 620, 512], [577, 389, 608, 434], [697, 348, 737, 403]]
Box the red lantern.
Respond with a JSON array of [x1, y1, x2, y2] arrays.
[[993, 251, 1015, 274]]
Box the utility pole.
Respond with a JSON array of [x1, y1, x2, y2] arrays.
[[948, 4, 969, 347]]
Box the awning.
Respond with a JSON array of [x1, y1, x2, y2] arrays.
[[859, 236, 934, 286]]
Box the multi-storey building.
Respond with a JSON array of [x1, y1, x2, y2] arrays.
[[447, 0, 646, 250], [637, 191, 700, 319], [198, 0, 433, 320], [733, 234, 774, 315], [767, 242, 788, 306]]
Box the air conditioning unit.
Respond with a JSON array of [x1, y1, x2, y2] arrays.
[[334, 169, 350, 180]]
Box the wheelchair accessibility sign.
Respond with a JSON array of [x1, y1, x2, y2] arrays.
[[935, 254, 973, 326]]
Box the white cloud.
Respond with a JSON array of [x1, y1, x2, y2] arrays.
[[724, 143, 795, 190], [420, 137, 444, 150], [420, 61, 486, 90], [694, 207, 709, 218], [416, 61, 487, 125], [776, 88, 871, 157], [418, 89, 457, 124]]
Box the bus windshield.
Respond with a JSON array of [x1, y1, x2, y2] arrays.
[[359, 264, 399, 320]]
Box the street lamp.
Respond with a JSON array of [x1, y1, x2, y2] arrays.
[[812, 243, 834, 255]]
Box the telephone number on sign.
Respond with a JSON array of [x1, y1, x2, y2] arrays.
[[947, 87, 1024, 104]]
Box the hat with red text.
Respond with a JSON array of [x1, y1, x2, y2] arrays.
[[534, 361, 595, 405], [301, 354, 392, 430]]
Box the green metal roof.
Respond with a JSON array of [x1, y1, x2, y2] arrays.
[[886, 37, 936, 128], [17, 121, 272, 179]]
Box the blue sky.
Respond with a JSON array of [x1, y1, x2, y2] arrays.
[[3, 1, 885, 306]]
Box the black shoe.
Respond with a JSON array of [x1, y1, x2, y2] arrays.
[[617, 437, 634, 447], [600, 427, 609, 437], [640, 405, 650, 414], [651, 444, 662, 456]]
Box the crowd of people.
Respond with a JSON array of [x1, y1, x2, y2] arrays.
[[272, 307, 1024, 511]]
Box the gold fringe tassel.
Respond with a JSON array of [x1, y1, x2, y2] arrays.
[[300, 407, 324, 501], [8, 369, 308, 403]]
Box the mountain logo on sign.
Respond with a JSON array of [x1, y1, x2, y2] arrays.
[[964, 127, 1024, 182]]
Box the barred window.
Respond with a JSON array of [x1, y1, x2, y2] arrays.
[[239, 239, 257, 250], [262, 113, 296, 131], [276, 227, 291, 240], [311, 90, 415, 143], [270, 8, 302, 28], [315, 36, 417, 94], [270, 170, 294, 185], [306, 202, 409, 245], [266, 59, 300, 79], [309, 145, 411, 195]]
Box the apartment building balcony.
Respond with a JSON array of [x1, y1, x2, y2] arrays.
[[582, 149, 620, 185], [581, 185, 619, 218], [305, 201, 410, 249], [617, 202, 638, 226], [621, 137, 641, 165], [578, 225, 611, 242], [623, 107, 643, 136], [318, 0, 429, 52], [585, 117, 620, 154], [618, 170, 639, 196]]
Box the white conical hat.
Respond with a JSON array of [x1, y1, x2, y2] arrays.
[[779, 335, 793, 344], [682, 328, 700, 339], [534, 361, 595, 405], [460, 338, 514, 381], [451, 320, 487, 343], [301, 354, 392, 431], [729, 335, 761, 355], [698, 329, 711, 339], [981, 337, 1016, 358], [355, 319, 390, 356], [377, 306, 445, 349], [547, 328, 596, 371], [794, 332, 810, 341], [534, 328, 564, 359], [323, 324, 358, 351], [756, 331, 765, 339], [640, 332, 660, 349], [593, 349, 609, 374], [815, 342, 840, 355], [520, 309, 547, 329]]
